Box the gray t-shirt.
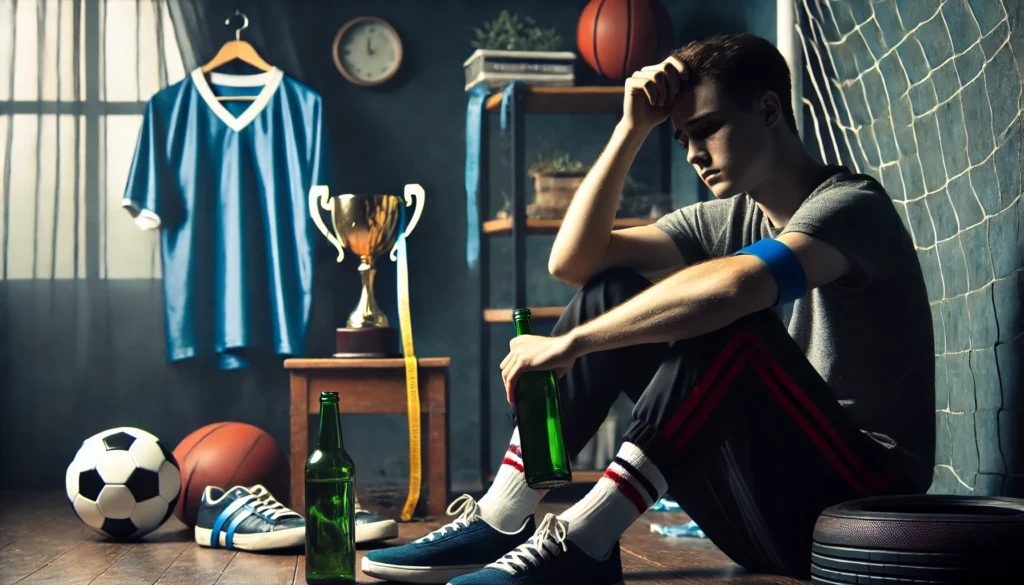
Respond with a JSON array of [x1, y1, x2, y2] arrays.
[[654, 165, 934, 490]]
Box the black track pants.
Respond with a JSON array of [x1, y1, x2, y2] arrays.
[[543, 269, 918, 578]]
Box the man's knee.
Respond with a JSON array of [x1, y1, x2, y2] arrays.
[[557, 270, 651, 333], [618, 310, 790, 464], [578, 268, 652, 307], [554, 269, 653, 335]]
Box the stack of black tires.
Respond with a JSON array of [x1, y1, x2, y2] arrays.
[[811, 495, 1024, 584]]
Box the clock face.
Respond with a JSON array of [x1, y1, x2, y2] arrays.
[[333, 18, 402, 86]]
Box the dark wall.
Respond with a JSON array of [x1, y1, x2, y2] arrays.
[[1, 0, 776, 495]]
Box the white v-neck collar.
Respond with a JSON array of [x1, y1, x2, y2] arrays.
[[190, 66, 284, 132]]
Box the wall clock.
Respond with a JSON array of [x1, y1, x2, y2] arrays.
[[332, 16, 403, 87]]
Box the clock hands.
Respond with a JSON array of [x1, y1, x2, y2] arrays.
[[333, 17, 400, 85]]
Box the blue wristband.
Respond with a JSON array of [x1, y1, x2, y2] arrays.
[[735, 238, 807, 306]]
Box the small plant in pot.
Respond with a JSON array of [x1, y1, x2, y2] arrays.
[[463, 10, 576, 92], [472, 10, 564, 51], [527, 152, 591, 219], [521, 152, 669, 220]]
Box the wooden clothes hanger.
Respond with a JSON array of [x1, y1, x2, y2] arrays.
[[201, 10, 273, 102]]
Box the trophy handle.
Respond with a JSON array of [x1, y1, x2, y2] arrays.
[[391, 183, 425, 261], [309, 185, 345, 263]]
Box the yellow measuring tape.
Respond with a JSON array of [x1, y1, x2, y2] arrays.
[[395, 188, 421, 522]]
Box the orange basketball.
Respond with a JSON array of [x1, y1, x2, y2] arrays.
[[172, 422, 290, 527], [577, 0, 675, 81]]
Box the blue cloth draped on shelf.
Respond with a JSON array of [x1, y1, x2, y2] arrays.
[[464, 80, 524, 269]]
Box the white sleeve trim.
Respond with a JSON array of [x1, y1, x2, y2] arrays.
[[122, 198, 162, 231]]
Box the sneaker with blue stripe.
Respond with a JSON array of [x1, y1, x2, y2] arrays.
[[447, 513, 625, 585], [361, 495, 535, 584], [195, 485, 304, 551]]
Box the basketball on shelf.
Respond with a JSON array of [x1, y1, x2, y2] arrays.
[[65, 427, 181, 541], [172, 422, 290, 527], [576, 0, 675, 81]]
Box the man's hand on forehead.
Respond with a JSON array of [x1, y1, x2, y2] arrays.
[[622, 55, 691, 133], [634, 55, 689, 107]]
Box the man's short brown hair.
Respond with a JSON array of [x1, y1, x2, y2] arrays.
[[673, 33, 797, 133]]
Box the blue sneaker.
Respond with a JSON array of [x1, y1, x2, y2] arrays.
[[447, 514, 625, 585], [361, 494, 535, 584], [194, 484, 304, 551]]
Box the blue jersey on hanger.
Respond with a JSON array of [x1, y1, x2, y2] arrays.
[[123, 66, 332, 369]]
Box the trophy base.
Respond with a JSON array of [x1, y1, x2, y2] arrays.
[[334, 327, 399, 359]]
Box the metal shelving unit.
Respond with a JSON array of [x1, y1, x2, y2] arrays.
[[472, 84, 675, 486]]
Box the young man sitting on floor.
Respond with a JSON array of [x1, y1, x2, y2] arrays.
[[363, 32, 935, 585]]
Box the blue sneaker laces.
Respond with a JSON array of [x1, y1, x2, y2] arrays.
[[488, 513, 568, 574], [413, 494, 482, 543], [244, 485, 300, 520]]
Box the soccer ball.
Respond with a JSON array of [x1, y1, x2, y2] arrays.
[[65, 427, 181, 540]]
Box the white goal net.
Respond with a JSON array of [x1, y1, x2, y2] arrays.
[[796, 0, 1023, 496]]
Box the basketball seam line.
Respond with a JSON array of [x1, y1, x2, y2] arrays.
[[593, 0, 607, 77], [226, 433, 264, 491], [177, 422, 229, 523], [180, 422, 230, 463], [182, 457, 201, 524]]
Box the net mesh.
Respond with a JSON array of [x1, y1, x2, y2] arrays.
[[797, 0, 1022, 495]]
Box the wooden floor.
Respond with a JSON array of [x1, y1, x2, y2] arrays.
[[0, 491, 807, 585]]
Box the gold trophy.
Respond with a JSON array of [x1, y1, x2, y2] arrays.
[[309, 184, 424, 358]]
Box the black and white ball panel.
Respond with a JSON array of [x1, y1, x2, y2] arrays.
[[66, 426, 181, 540], [102, 431, 137, 451], [106, 426, 159, 443], [158, 460, 179, 500], [125, 467, 160, 501], [103, 518, 138, 540], [97, 485, 135, 518], [96, 450, 136, 484]]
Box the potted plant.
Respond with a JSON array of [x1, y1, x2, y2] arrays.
[[520, 152, 671, 220], [526, 152, 590, 219], [463, 10, 576, 92]]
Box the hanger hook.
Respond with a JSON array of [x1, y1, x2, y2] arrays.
[[225, 9, 248, 42]]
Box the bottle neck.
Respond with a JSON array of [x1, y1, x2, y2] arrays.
[[513, 316, 534, 336], [316, 400, 344, 451]]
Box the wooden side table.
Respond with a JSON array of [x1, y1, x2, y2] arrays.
[[285, 357, 450, 518]]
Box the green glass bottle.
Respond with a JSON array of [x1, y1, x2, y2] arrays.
[[512, 308, 572, 489], [305, 392, 355, 584]]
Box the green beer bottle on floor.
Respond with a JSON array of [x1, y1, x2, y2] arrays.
[[512, 308, 572, 489], [305, 392, 355, 584]]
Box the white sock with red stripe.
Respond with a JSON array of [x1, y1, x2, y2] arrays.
[[477, 427, 548, 532], [557, 442, 668, 559]]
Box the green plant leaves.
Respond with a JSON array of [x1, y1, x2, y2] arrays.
[[470, 9, 563, 51]]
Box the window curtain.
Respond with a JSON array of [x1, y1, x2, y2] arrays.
[[0, 0, 301, 491]]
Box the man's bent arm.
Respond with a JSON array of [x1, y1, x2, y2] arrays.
[[564, 232, 850, 355], [548, 122, 647, 284]]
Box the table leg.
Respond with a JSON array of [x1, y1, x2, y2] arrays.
[[427, 370, 449, 519], [289, 372, 309, 511]]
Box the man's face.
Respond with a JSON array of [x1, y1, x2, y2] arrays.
[[669, 79, 774, 199]]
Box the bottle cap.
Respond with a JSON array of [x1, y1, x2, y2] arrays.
[[512, 308, 531, 320], [320, 391, 339, 402]]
